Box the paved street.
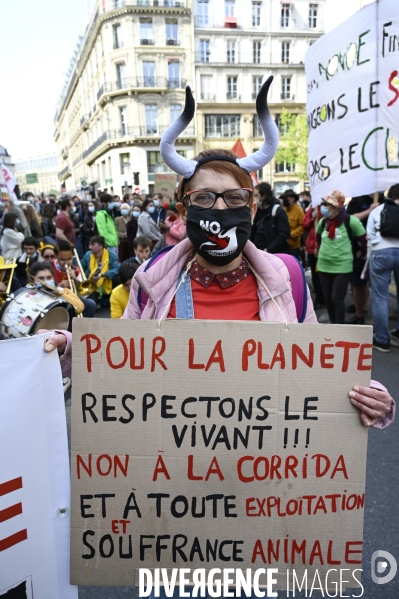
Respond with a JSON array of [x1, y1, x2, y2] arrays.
[[66, 293, 399, 599]]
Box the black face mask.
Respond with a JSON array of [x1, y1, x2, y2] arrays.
[[186, 206, 252, 266], [283, 198, 291, 207]]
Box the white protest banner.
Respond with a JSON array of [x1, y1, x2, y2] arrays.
[[305, 0, 399, 203], [0, 335, 78, 599], [0, 163, 19, 205], [71, 319, 372, 592]]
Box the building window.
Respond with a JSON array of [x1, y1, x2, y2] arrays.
[[170, 104, 181, 123], [201, 75, 213, 99], [275, 160, 295, 173], [225, 0, 235, 16], [227, 76, 238, 99], [252, 2, 261, 26], [113, 24, 123, 48], [147, 151, 166, 173], [227, 40, 236, 63], [166, 20, 178, 43], [120, 106, 128, 135], [168, 61, 180, 88], [200, 39, 210, 62], [147, 150, 186, 173], [281, 76, 291, 99], [281, 3, 290, 28], [253, 115, 262, 137], [281, 41, 290, 64], [120, 153, 130, 175], [116, 63, 126, 88], [197, 0, 209, 26], [205, 114, 240, 138], [253, 76, 262, 98], [309, 4, 318, 28], [140, 20, 154, 43], [253, 41, 261, 64], [143, 62, 155, 86], [145, 105, 158, 134]]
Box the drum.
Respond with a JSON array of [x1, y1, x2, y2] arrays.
[[0, 285, 75, 339]]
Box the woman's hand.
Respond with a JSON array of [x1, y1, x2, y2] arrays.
[[349, 385, 393, 426], [37, 329, 67, 355]]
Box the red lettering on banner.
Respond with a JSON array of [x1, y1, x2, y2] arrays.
[[251, 539, 267, 563], [292, 343, 314, 370], [205, 340, 225, 372], [80, 334, 101, 373], [106, 337, 128, 369], [345, 541, 362, 564], [151, 337, 167, 372], [187, 455, 203, 480], [270, 344, 285, 370], [0, 530, 28, 552], [242, 339, 256, 371], [130, 338, 145, 369], [205, 457, 224, 481], [357, 343, 372, 370], [152, 455, 171, 481], [257, 342, 270, 370], [188, 339, 205, 369], [320, 344, 334, 368], [335, 341, 360, 373], [327, 539, 341, 564]]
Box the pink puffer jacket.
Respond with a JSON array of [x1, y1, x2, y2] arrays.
[[123, 238, 317, 323]]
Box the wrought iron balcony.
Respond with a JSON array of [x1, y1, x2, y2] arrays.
[[166, 38, 180, 45], [226, 92, 240, 100], [58, 165, 70, 180], [167, 78, 186, 89], [200, 93, 216, 100], [140, 38, 155, 45]]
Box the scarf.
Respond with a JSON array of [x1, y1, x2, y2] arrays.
[[89, 248, 112, 295], [324, 208, 347, 239]]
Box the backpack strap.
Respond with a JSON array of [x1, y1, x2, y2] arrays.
[[275, 253, 308, 323], [271, 204, 279, 218], [137, 245, 175, 312]]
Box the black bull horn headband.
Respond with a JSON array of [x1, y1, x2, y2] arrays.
[[159, 75, 279, 191]]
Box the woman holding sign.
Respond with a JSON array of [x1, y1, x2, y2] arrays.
[[43, 80, 394, 431]]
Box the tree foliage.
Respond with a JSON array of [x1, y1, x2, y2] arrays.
[[274, 109, 308, 180]]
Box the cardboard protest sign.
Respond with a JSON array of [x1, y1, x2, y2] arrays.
[[0, 335, 77, 599], [71, 319, 372, 590], [154, 173, 177, 203], [306, 0, 399, 202]]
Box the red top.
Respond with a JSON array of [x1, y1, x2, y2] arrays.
[[168, 259, 260, 321], [55, 212, 76, 244], [51, 260, 81, 285]]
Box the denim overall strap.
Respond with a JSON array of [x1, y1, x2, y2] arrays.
[[175, 269, 194, 319]]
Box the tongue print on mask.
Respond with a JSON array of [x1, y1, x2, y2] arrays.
[[200, 221, 238, 256]]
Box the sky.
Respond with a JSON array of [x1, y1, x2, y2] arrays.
[[0, 0, 90, 161]]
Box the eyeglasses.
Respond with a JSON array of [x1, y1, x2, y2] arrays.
[[182, 188, 253, 209]]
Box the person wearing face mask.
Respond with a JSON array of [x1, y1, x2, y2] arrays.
[[55, 196, 76, 244], [159, 203, 186, 246], [281, 189, 304, 260], [137, 199, 162, 246], [28, 261, 84, 316], [126, 203, 142, 257], [95, 193, 119, 254], [250, 182, 290, 253], [315, 190, 366, 325], [151, 193, 167, 225], [115, 203, 131, 262], [15, 236, 44, 286], [81, 201, 98, 253]]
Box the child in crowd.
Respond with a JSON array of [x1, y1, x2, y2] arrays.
[[28, 261, 84, 315], [52, 241, 96, 317], [110, 262, 138, 318], [15, 237, 44, 286]]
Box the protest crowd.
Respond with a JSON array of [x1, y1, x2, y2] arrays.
[[1, 179, 398, 352]]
